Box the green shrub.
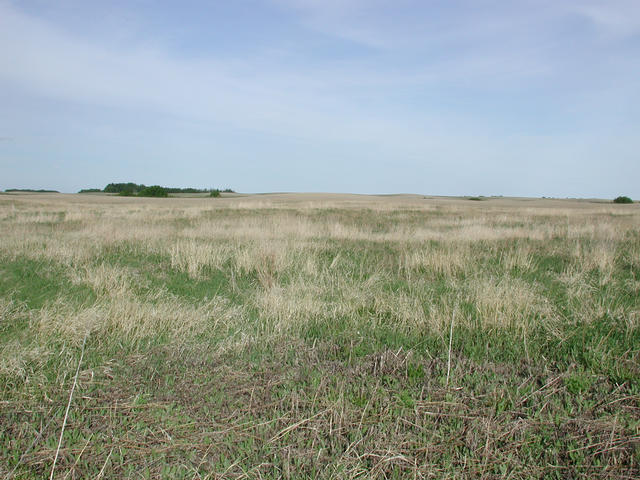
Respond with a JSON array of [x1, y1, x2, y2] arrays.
[[138, 186, 168, 197], [209, 189, 221, 198], [613, 196, 633, 204]]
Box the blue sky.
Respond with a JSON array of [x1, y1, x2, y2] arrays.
[[1, 0, 639, 197]]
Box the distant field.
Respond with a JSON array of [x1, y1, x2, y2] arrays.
[[1, 192, 638, 478]]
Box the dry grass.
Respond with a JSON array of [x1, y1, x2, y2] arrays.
[[1, 192, 639, 479], [1, 192, 638, 347], [36, 292, 242, 346], [1, 192, 637, 343], [466, 275, 552, 329], [170, 240, 231, 279]]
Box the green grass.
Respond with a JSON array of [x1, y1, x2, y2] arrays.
[[0, 258, 96, 310]]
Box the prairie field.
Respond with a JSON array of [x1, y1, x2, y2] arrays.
[[0, 192, 639, 479]]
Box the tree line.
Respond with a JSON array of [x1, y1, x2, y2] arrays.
[[78, 183, 234, 197]]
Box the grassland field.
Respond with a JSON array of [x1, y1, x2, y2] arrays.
[[0, 192, 639, 479]]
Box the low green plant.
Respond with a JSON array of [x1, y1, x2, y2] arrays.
[[613, 196, 633, 204], [209, 189, 221, 198]]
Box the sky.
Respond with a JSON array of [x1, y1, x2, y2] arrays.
[[1, 0, 639, 197]]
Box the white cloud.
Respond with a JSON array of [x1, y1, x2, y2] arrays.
[[1, 0, 539, 151], [0, 2, 401, 144]]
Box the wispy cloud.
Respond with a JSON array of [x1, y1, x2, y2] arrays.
[[271, 0, 397, 48], [0, 2, 380, 143], [2, 0, 637, 135], [0, 1, 516, 150]]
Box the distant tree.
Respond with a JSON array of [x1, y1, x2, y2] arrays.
[[209, 189, 221, 198], [104, 183, 144, 194], [78, 188, 102, 193], [138, 185, 168, 197], [613, 196, 633, 204]]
